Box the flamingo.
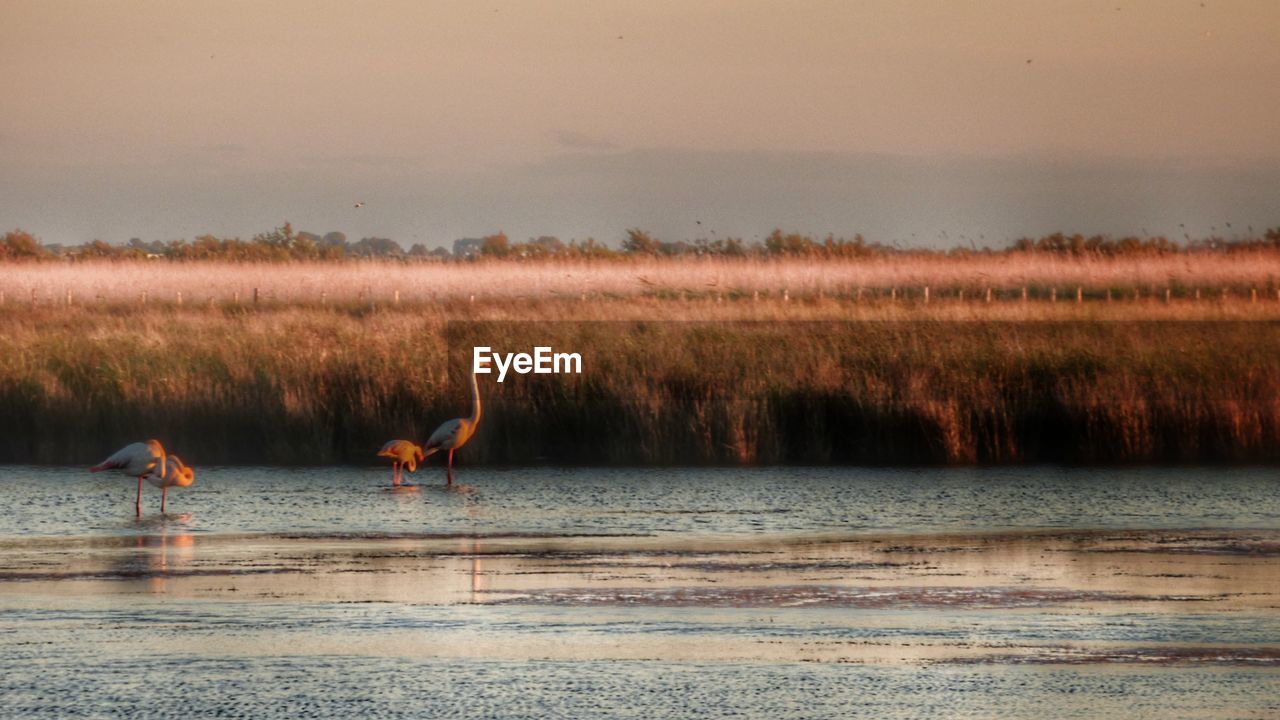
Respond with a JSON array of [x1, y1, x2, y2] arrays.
[[90, 440, 167, 517], [424, 368, 482, 486], [143, 455, 196, 513], [377, 440, 424, 487]]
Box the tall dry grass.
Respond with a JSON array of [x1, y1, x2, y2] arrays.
[[3, 253, 1280, 306], [1, 303, 1276, 466]]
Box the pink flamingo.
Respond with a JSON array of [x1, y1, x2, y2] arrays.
[[424, 368, 482, 486], [143, 455, 196, 513], [90, 440, 167, 517], [377, 440, 424, 487]]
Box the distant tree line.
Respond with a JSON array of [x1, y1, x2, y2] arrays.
[[2, 224, 1279, 263]]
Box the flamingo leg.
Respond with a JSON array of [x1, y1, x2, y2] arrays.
[[446, 449, 455, 486], [392, 461, 400, 487], [161, 486, 168, 514], [136, 475, 144, 517]]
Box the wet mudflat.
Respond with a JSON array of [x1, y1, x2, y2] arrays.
[[0, 466, 1277, 718]]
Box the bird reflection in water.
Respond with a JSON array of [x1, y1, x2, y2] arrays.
[[459, 489, 488, 602], [115, 516, 196, 593], [467, 538, 487, 602]]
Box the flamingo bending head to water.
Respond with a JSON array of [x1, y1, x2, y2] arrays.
[[144, 455, 196, 513], [90, 440, 167, 517], [378, 440, 424, 487], [424, 369, 481, 486]]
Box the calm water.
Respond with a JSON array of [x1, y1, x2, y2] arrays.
[[2, 464, 1278, 539], [5, 653, 1278, 720], [4, 597, 1280, 719], [2, 465, 1278, 719]]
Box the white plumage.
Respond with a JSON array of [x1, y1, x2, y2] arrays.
[[91, 440, 193, 516]]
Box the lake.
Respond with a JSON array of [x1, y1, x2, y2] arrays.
[[1, 465, 1277, 719]]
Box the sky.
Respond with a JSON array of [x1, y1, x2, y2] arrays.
[[2, 0, 1278, 249]]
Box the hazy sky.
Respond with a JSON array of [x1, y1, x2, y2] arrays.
[[3, 0, 1278, 248]]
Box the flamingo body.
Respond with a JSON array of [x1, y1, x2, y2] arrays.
[[91, 440, 168, 517], [91, 440, 165, 477], [378, 440, 424, 486], [425, 418, 476, 455], [425, 371, 481, 485]]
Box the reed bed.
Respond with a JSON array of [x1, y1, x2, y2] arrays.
[[1, 303, 1276, 466], [4, 253, 1280, 307]]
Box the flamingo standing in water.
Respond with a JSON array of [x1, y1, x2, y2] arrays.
[[143, 455, 196, 513], [90, 440, 167, 517], [377, 440, 424, 487], [424, 369, 481, 486]]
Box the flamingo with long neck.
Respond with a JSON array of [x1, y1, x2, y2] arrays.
[[424, 368, 481, 486], [90, 440, 167, 517]]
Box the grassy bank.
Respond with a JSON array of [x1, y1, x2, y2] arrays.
[[1, 302, 1276, 466]]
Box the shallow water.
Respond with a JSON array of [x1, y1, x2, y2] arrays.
[[1, 465, 1278, 718], [4, 464, 1278, 539], [5, 652, 1278, 720]]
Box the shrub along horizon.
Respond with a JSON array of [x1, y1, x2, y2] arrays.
[[4, 226, 1280, 264]]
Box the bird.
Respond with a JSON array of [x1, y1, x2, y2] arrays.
[[90, 440, 168, 517], [424, 368, 482, 486], [354, 201, 365, 208], [143, 455, 196, 513], [377, 440, 424, 487]]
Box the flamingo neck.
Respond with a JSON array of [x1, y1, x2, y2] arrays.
[[467, 369, 481, 425], [147, 440, 166, 480]]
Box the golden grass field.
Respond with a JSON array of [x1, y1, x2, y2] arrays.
[[1, 255, 1278, 466]]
